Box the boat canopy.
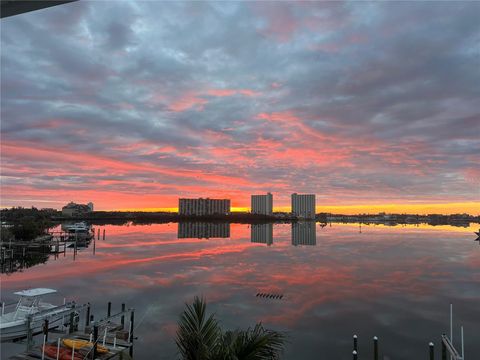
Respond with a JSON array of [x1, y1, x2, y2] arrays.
[[13, 288, 57, 297]]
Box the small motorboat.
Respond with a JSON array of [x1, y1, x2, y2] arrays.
[[62, 222, 92, 242], [0, 288, 75, 342]]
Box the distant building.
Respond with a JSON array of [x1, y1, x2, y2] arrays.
[[178, 198, 230, 216], [62, 202, 93, 217], [178, 222, 230, 239], [251, 193, 273, 215], [292, 222, 316, 246], [291, 193, 316, 219], [251, 223, 273, 245]]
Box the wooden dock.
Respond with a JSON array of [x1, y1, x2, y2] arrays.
[[7, 301, 135, 360]]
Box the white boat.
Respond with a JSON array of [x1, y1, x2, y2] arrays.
[[0, 288, 75, 341], [62, 222, 92, 242]]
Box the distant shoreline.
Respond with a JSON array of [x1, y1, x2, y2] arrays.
[[48, 211, 480, 227]]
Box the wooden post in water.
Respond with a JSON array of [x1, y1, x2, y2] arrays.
[[97, 228, 100, 240], [92, 322, 98, 360], [43, 319, 49, 342], [69, 312, 75, 334], [353, 335, 358, 352], [26, 315, 33, 351], [121, 303, 126, 328], [103, 229, 105, 240], [107, 301, 111, 317], [129, 309, 135, 357], [373, 336, 378, 360], [85, 303, 91, 330], [429, 342, 434, 360], [353, 350, 358, 360], [442, 335, 447, 360]]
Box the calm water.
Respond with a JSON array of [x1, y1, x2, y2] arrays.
[[1, 222, 479, 359]]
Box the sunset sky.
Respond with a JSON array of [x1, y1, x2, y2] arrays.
[[1, 1, 479, 214]]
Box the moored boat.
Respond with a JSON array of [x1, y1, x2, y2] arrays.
[[0, 288, 75, 342]]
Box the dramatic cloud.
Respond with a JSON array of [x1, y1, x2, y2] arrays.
[[1, 1, 479, 211]]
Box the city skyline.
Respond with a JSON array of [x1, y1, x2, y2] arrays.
[[1, 2, 479, 215]]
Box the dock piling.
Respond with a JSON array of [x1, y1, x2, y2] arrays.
[[353, 334, 358, 352], [26, 315, 33, 351], [373, 336, 378, 360], [353, 350, 358, 360], [92, 322, 98, 360], [97, 228, 100, 240], [43, 319, 49, 341], [85, 302, 91, 328], [121, 303, 126, 328], [129, 309, 135, 357], [429, 342, 434, 360], [103, 229, 105, 240], [442, 335, 447, 360], [107, 301, 112, 317], [69, 312, 75, 334]]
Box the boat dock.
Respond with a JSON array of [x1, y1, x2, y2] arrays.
[[7, 301, 136, 360]]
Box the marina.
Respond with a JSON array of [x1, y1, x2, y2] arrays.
[[2, 289, 136, 360]]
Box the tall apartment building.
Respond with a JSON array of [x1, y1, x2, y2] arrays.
[[292, 222, 316, 246], [251, 223, 273, 245], [251, 193, 273, 215], [178, 198, 230, 216], [291, 193, 316, 219]]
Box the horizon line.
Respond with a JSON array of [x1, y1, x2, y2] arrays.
[[2, 202, 479, 216]]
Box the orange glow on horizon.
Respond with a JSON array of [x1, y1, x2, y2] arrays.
[[114, 202, 480, 215]]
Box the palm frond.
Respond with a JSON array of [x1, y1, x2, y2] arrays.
[[176, 296, 221, 360]]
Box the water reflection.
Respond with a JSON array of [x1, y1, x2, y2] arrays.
[[0, 249, 49, 274], [292, 221, 316, 246], [251, 223, 273, 245], [177, 222, 230, 239], [1, 222, 479, 360]]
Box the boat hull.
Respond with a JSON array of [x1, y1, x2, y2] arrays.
[[0, 315, 63, 342]]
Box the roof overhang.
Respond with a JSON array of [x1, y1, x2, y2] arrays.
[[1, 0, 78, 19]]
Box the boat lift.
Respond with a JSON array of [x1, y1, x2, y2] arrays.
[[441, 304, 465, 360]]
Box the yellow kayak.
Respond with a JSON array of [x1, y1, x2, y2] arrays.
[[62, 338, 109, 354]]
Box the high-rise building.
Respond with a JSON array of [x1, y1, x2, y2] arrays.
[[291, 193, 316, 219], [292, 222, 316, 246], [251, 193, 273, 215], [251, 223, 273, 245], [178, 198, 230, 216], [178, 222, 230, 239]]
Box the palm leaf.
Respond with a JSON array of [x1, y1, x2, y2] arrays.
[[176, 296, 221, 360]]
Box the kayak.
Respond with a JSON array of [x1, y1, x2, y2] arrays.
[[42, 344, 84, 360], [62, 338, 109, 354]]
